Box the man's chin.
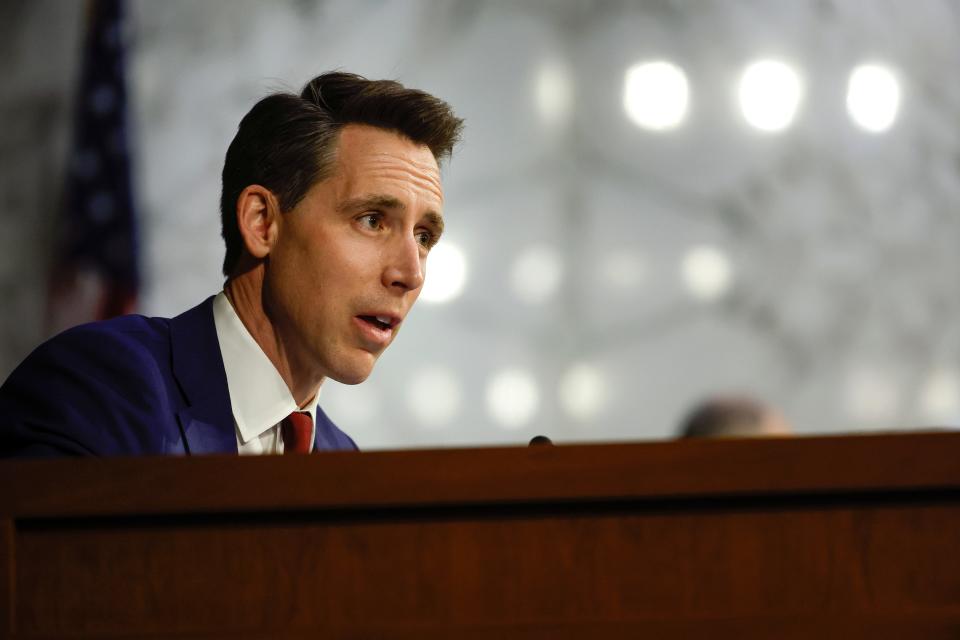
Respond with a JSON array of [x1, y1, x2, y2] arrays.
[[331, 371, 372, 385], [327, 356, 377, 385]]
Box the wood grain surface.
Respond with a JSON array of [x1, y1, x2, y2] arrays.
[[2, 431, 959, 638]]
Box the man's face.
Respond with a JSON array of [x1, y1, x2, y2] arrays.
[[264, 124, 444, 385]]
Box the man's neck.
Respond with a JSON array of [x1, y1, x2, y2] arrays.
[[223, 267, 322, 406]]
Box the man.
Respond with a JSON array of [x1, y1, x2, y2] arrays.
[[0, 72, 463, 457]]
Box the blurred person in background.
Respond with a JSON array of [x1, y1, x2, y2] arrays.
[[678, 395, 792, 439]]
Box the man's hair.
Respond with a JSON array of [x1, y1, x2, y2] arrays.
[[219, 72, 464, 276]]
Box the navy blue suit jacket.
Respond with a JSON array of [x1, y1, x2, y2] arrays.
[[0, 297, 357, 457]]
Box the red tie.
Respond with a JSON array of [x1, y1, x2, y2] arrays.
[[281, 411, 313, 454]]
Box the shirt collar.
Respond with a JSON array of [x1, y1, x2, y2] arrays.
[[212, 291, 320, 446]]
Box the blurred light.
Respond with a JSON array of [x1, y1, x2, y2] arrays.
[[918, 368, 960, 424], [421, 241, 467, 303], [738, 59, 803, 132], [486, 368, 540, 429], [407, 366, 462, 430], [845, 367, 900, 423], [559, 363, 607, 422], [535, 59, 574, 128], [623, 60, 689, 131], [510, 245, 564, 304], [321, 383, 380, 426], [846, 64, 900, 133], [598, 250, 646, 291], [681, 245, 732, 301]]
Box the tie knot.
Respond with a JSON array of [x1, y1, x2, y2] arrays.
[[282, 411, 313, 454]]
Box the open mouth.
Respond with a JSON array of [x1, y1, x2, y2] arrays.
[[358, 315, 394, 331]]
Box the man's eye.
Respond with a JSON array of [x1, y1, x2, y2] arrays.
[[358, 213, 382, 230], [416, 229, 436, 249]]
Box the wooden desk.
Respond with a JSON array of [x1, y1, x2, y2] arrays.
[[2, 431, 959, 638]]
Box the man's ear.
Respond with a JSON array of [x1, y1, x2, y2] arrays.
[[235, 185, 280, 259]]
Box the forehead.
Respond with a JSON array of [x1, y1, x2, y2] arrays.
[[330, 124, 443, 205]]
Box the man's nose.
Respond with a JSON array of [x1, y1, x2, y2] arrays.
[[382, 234, 425, 292]]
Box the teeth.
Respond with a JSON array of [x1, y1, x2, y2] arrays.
[[375, 316, 392, 326]]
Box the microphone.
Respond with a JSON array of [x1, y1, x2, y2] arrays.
[[528, 435, 553, 446]]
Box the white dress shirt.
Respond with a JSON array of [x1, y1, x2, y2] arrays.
[[212, 291, 318, 454]]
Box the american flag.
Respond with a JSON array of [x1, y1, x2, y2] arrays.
[[47, 0, 139, 333]]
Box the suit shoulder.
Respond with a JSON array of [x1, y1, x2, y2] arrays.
[[60, 313, 172, 346], [10, 314, 174, 382], [0, 314, 182, 457]]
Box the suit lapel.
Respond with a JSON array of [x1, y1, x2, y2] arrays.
[[170, 296, 237, 455]]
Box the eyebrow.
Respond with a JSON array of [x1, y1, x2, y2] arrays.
[[338, 194, 405, 213], [422, 211, 445, 237], [339, 194, 445, 235]]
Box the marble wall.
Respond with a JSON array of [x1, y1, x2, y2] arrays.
[[2, 0, 959, 448]]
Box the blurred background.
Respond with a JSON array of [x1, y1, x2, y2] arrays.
[[2, 0, 959, 449]]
